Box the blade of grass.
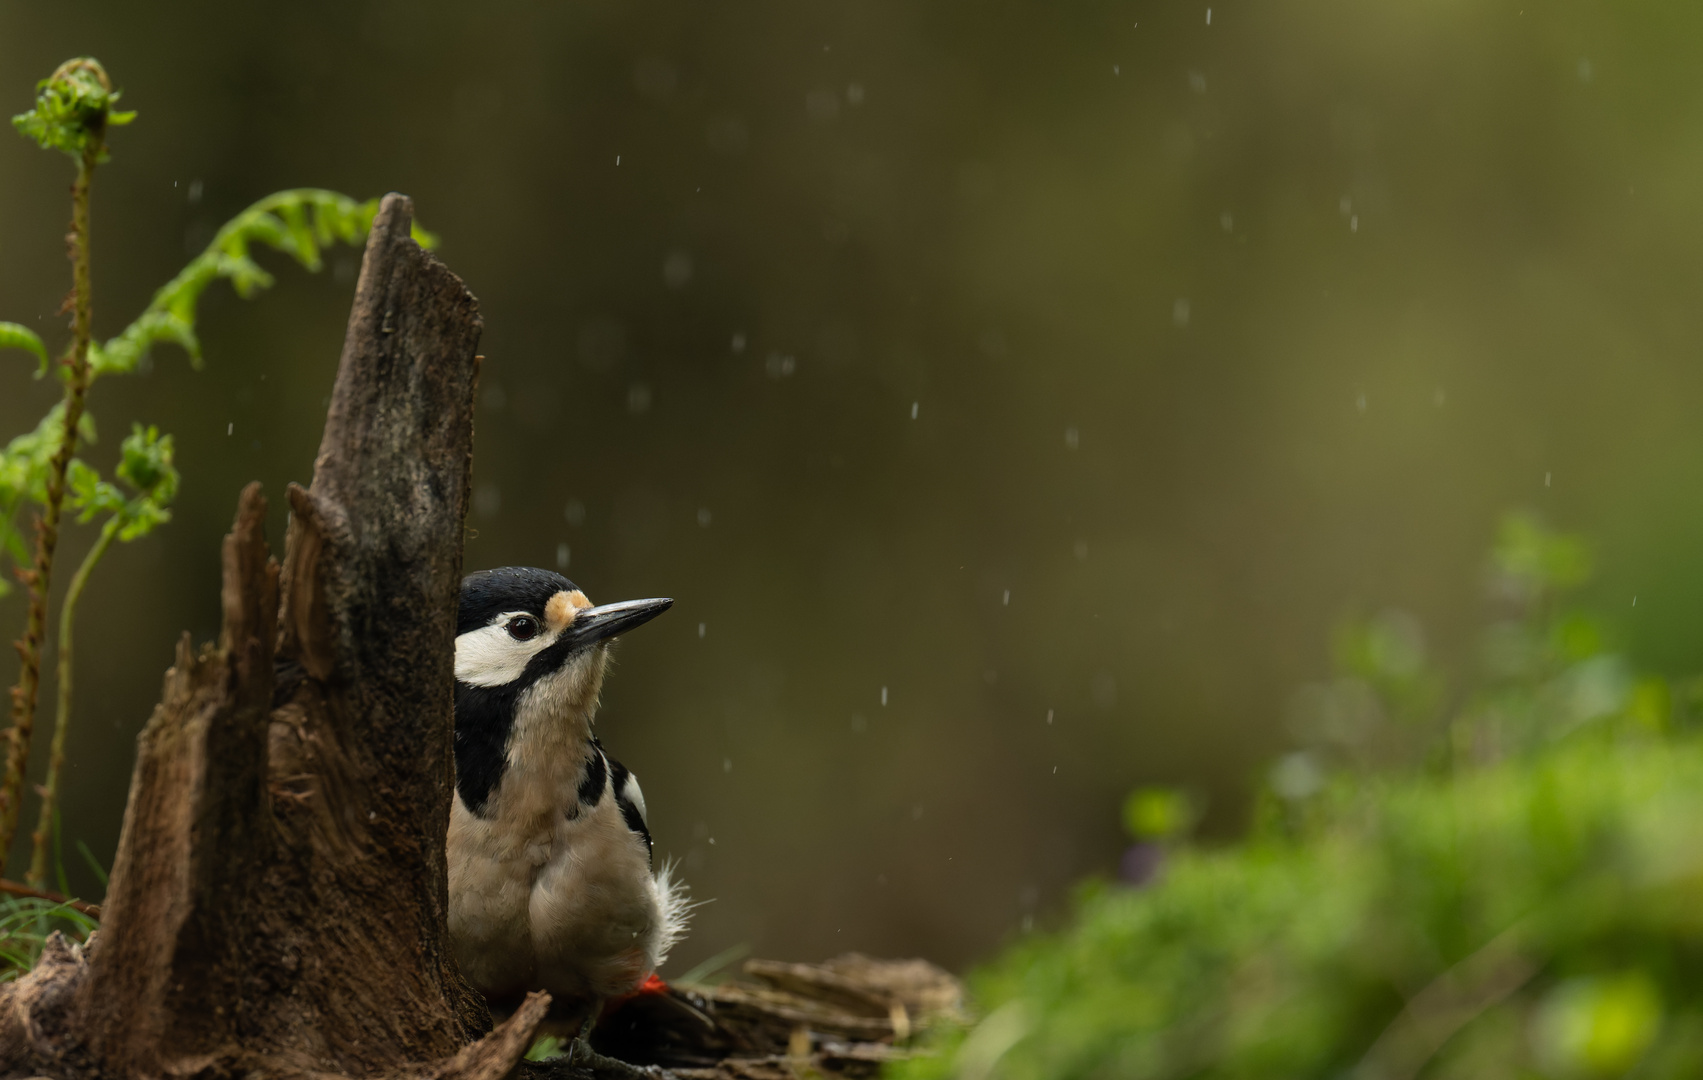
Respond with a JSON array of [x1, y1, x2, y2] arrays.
[[676, 942, 753, 987], [75, 839, 106, 889], [51, 805, 68, 899]]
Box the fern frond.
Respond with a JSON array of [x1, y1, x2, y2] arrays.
[[0, 323, 49, 377], [92, 189, 434, 378]]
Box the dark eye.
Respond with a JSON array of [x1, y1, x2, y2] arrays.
[[506, 615, 539, 641]]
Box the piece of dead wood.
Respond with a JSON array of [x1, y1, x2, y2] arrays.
[[585, 955, 963, 1079]]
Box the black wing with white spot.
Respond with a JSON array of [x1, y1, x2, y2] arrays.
[[606, 756, 653, 862]]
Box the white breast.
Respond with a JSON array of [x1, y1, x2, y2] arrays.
[[445, 686, 689, 1006]]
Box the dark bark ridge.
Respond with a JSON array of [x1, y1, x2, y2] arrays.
[[0, 194, 549, 1080]]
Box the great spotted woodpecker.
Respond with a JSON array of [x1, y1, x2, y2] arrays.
[[445, 567, 688, 1046]]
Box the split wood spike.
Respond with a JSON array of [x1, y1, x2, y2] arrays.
[[0, 194, 560, 1079]]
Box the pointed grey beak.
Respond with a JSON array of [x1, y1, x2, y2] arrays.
[[563, 597, 674, 648]]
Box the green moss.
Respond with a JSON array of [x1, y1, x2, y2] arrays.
[[899, 517, 1703, 1079]]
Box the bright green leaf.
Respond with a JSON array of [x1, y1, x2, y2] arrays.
[[0, 322, 49, 377], [1122, 787, 1197, 841], [11, 58, 131, 162]]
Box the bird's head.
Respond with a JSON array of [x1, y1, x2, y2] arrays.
[[455, 567, 673, 723]]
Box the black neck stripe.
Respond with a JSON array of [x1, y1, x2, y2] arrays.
[[453, 680, 521, 816]]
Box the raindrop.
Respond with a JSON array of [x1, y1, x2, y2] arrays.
[[846, 83, 865, 105], [910, 401, 919, 419], [1545, 471, 1552, 488], [1206, 7, 1212, 24], [731, 332, 747, 354], [698, 622, 707, 638], [1577, 57, 1593, 83], [1064, 426, 1080, 450], [1003, 589, 1011, 606], [723, 757, 733, 773], [616, 155, 621, 166], [1220, 212, 1234, 232], [1350, 215, 1359, 233], [1188, 70, 1206, 94], [764, 352, 797, 378], [1046, 709, 1054, 725], [663, 250, 694, 289], [1172, 298, 1191, 327], [881, 686, 889, 706], [556, 543, 571, 570], [226, 422, 233, 436], [1356, 393, 1368, 413], [1113, 64, 1120, 76], [188, 178, 204, 204], [1434, 388, 1446, 407]]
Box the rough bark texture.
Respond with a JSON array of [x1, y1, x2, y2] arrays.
[[0, 194, 538, 1080]]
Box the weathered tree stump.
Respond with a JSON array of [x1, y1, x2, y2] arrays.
[[0, 194, 551, 1080]]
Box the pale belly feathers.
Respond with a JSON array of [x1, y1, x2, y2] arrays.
[[447, 743, 682, 1005]]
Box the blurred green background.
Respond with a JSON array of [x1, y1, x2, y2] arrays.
[[2, 0, 1702, 979]]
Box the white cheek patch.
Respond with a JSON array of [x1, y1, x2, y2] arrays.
[[455, 617, 557, 687]]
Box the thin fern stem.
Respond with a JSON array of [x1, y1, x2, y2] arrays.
[[26, 515, 116, 890], [0, 147, 98, 871]]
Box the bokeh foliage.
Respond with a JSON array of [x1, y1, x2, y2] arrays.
[[897, 515, 1703, 1079]]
